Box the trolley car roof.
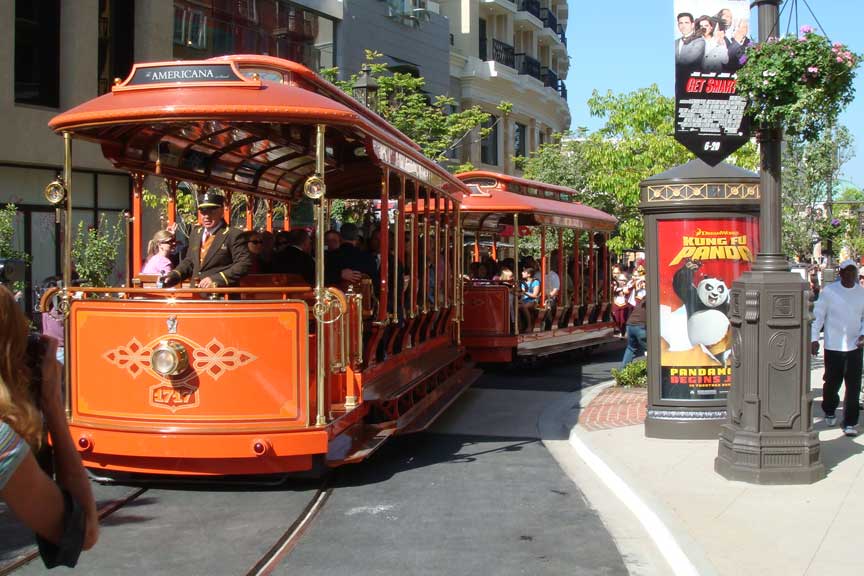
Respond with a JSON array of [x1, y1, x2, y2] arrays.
[[451, 172, 617, 232], [48, 56, 465, 202]]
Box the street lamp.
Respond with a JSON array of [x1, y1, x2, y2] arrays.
[[352, 64, 379, 112]]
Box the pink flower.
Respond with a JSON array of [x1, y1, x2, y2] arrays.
[[833, 41, 843, 48], [837, 56, 844, 62], [807, 66, 819, 74], [800, 25, 813, 34]]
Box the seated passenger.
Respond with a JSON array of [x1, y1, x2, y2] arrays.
[[519, 267, 540, 330], [271, 229, 315, 285], [141, 229, 176, 276], [161, 192, 252, 288], [325, 223, 380, 289], [239, 230, 267, 274]]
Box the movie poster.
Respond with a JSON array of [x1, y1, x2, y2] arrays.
[[673, 0, 751, 165], [658, 218, 759, 400]]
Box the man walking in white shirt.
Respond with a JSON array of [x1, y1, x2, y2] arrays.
[[811, 259, 864, 436]]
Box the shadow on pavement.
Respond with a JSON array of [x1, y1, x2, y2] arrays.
[[820, 433, 864, 473]]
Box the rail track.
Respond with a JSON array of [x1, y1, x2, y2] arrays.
[[0, 476, 332, 576]]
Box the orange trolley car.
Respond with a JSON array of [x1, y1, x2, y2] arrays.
[[46, 55, 479, 477], [456, 172, 619, 363]]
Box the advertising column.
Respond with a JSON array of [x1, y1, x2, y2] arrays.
[[658, 217, 759, 400], [640, 160, 760, 439]]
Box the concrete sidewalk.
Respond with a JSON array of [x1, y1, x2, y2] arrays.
[[542, 358, 864, 576]]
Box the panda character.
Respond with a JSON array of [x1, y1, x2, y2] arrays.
[[673, 259, 731, 366]]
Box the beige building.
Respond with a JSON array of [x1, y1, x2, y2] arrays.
[[440, 0, 570, 173], [1, 0, 341, 308]]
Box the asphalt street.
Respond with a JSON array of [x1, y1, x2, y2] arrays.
[[1, 344, 627, 575]]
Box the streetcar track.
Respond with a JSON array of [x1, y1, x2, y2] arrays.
[[244, 478, 333, 576], [0, 487, 148, 576]]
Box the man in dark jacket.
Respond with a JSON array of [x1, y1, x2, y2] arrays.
[[271, 229, 315, 284], [161, 192, 252, 288], [325, 222, 379, 289]]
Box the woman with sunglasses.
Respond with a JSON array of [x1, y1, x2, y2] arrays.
[[141, 229, 176, 275], [240, 230, 266, 274]]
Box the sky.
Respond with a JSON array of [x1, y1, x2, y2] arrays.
[[564, 0, 864, 189]]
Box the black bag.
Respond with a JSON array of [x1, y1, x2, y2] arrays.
[[36, 489, 86, 568]]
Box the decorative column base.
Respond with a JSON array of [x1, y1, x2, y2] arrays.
[[716, 426, 823, 484], [714, 267, 825, 484], [646, 408, 726, 440]]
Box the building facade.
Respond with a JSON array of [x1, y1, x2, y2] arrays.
[[2, 0, 568, 307], [440, 0, 570, 173]]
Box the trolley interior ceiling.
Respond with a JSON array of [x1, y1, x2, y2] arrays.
[[48, 57, 463, 202]]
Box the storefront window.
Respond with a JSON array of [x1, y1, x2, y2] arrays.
[[173, 0, 335, 72]]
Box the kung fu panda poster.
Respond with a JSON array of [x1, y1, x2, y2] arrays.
[[658, 217, 759, 399]]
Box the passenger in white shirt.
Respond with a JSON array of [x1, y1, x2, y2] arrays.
[[811, 259, 864, 436]]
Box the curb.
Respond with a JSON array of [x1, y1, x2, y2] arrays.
[[539, 381, 718, 576]]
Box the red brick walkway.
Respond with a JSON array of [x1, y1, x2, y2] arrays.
[[578, 387, 647, 431]]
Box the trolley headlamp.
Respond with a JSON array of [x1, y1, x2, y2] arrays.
[[303, 176, 325, 200], [43, 179, 67, 206], [150, 340, 189, 377]]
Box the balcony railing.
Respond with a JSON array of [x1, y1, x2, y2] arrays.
[[517, 0, 541, 19], [558, 81, 567, 100], [557, 24, 567, 46], [541, 66, 558, 89], [540, 8, 558, 34], [514, 53, 542, 81], [491, 38, 515, 68]]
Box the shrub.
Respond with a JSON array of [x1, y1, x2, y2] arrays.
[[611, 358, 647, 388], [71, 214, 125, 287]]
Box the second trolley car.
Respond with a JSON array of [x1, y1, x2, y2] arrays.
[[456, 172, 619, 363]]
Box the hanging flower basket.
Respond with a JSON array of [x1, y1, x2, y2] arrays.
[[736, 26, 860, 141]]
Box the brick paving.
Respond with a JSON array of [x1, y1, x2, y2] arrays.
[[578, 387, 647, 431]]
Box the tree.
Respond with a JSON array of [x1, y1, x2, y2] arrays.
[[781, 125, 855, 260], [521, 85, 759, 253], [0, 204, 30, 292], [322, 50, 499, 164]]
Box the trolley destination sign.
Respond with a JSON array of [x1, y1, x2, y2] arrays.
[[115, 62, 261, 91]]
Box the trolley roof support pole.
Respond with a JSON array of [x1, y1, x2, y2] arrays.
[[602, 233, 609, 303], [513, 213, 520, 336], [131, 172, 145, 278], [62, 132, 73, 417], [434, 193, 441, 312], [455, 200, 463, 344], [283, 201, 291, 231], [444, 198, 451, 310], [378, 170, 390, 326], [265, 199, 273, 232], [491, 234, 498, 261], [473, 233, 480, 263], [314, 124, 327, 427], [422, 187, 429, 315], [589, 232, 596, 306], [574, 231, 581, 308], [557, 228, 565, 306], [223, 190, 233, 227], [409, 182, 417, 319], [540, 225, 547, 308], [165, 179, 178, 227], [245, 195, 254, 231], [394, 174, 406, 322]]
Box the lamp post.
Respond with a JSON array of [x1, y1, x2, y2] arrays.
[[352, 64, 379, 112], [715, 0, 825, 484]]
